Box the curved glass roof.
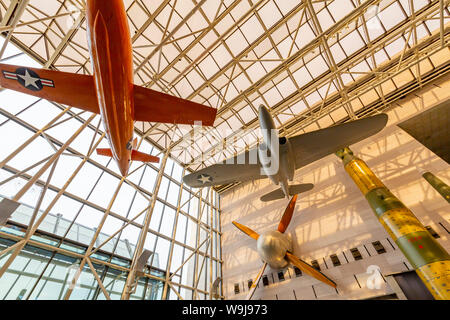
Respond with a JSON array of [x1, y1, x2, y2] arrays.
[[0, 0, 448, 300], [2, 0, 448, 174]]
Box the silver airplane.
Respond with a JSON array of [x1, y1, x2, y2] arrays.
[[233, 195, 336, 300], [183, 105, 388, 201]]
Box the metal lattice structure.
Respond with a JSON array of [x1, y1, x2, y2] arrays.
[[0, 0, 449, 300]]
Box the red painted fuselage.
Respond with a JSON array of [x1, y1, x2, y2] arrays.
[[86, 0, 134, 176]]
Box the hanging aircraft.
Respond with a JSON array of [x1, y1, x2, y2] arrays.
[[233, 194, 336, 300], [0, 0, 217, 176], [183, 105, 387, 201]]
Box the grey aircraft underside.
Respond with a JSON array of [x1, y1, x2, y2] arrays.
[[183, 105, 388, 202]]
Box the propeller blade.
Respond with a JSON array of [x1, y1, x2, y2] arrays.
[[232, 221, 259, 240], [278, 194, 298, 233], [246, 262, 267, 300], [285, 252, 337, 288]]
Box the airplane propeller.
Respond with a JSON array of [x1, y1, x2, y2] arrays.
[[233, 195, 337, 300]]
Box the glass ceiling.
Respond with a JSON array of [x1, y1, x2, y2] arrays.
[[0, 0, 449, 300], [0, 0, 448, 174]]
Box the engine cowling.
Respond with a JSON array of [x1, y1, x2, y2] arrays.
[[278, 137, 295, 181]]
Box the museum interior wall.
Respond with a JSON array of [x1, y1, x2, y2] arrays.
[[220, 73, 450, 300]]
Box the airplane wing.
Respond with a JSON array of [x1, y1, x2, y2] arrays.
[[134, 85, 217, 126], [183, 148, 266, 188], [0, 63, 217, 127], [183, 163, 265, 188], [0, 63, 100, 114], [289, 114, 388, 169]]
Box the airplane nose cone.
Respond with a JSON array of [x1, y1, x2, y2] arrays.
[[119, 165, 129, 177], [256, 230, 291, 269], [259, 105, 277, 145], [259, 105, 276, 129], [118, 158, 130, 177], [258, 104, 270, 120]]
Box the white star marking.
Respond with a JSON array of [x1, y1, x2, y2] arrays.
[[17, 70, 40, 89], [197, 174, 212, 185]]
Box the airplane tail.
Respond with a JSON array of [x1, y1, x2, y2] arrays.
[[96, 148, 113, 157], [260, 183, 314, 202], [96, 149, 160, 163], [131, 150, 159, 163]]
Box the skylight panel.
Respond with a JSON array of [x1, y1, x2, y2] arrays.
[[110, 183, 137, 216], [238, 104, 256, 124], [0, 122, 32, 162], [187, 9, 209, 31], [290, 100, 308, 115], [327, 0, 354, 23], [271, 23, 290, 44], [294, 22, 316, 50], [65, 162, 104, 199], [74, 206, 104, 230], [230, 0, 252, 21], [185, 68, 204, 91], [174, 77, 194, 98], [226, 115, 243, 131], [384, 37, 406, 58], [13, 100, 59, 129], [263, 85, 284, 107], [211, 42, 233, 68], [317, 81, 337, 98], [277, 0, 299, 16], [292, 66, 313, 87], [341, 72, 355, 86], [329, 42, 347, 64], [361, 15, 385, 41], [258, 1, 283, 29], [127, 1, 149, 29], [348, 60, 372, 81], [414, 23, 431, 42], [253, 37, 273, 57], [377, 2, 406, 31], [233, 72, 252, 90], [201, 0, 223, 22], [339, 30, 365, 56], [198, 54, 221, 80], [216, 121, 232, 138], [306, 54, 329, 79], [276, 36, 293, 59], [305, 90, 322, 107], [399, 0, 429, 15], [372, 49, 390, 67], [162, 42, 181, 63], [260, 59, 280, 73], [380, 79, 397, 95], [277, 76, 297, 98], [241, 15, 265, 44], [224, 82, 240, 102], [351, 97, 364, 112], [316, 7, 334, 31], [303, 121, 320, 133]]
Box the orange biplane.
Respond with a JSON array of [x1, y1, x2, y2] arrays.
[[0, 0, 217, 176]]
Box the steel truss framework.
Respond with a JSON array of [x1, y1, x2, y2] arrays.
[[0, 0, 449, 300]]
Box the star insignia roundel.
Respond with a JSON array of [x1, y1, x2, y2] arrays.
[[197, 174, 212, 185], [2, 68, 54, 92]]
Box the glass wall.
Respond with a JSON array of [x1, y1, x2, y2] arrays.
[[0, 38, 222, 300]]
